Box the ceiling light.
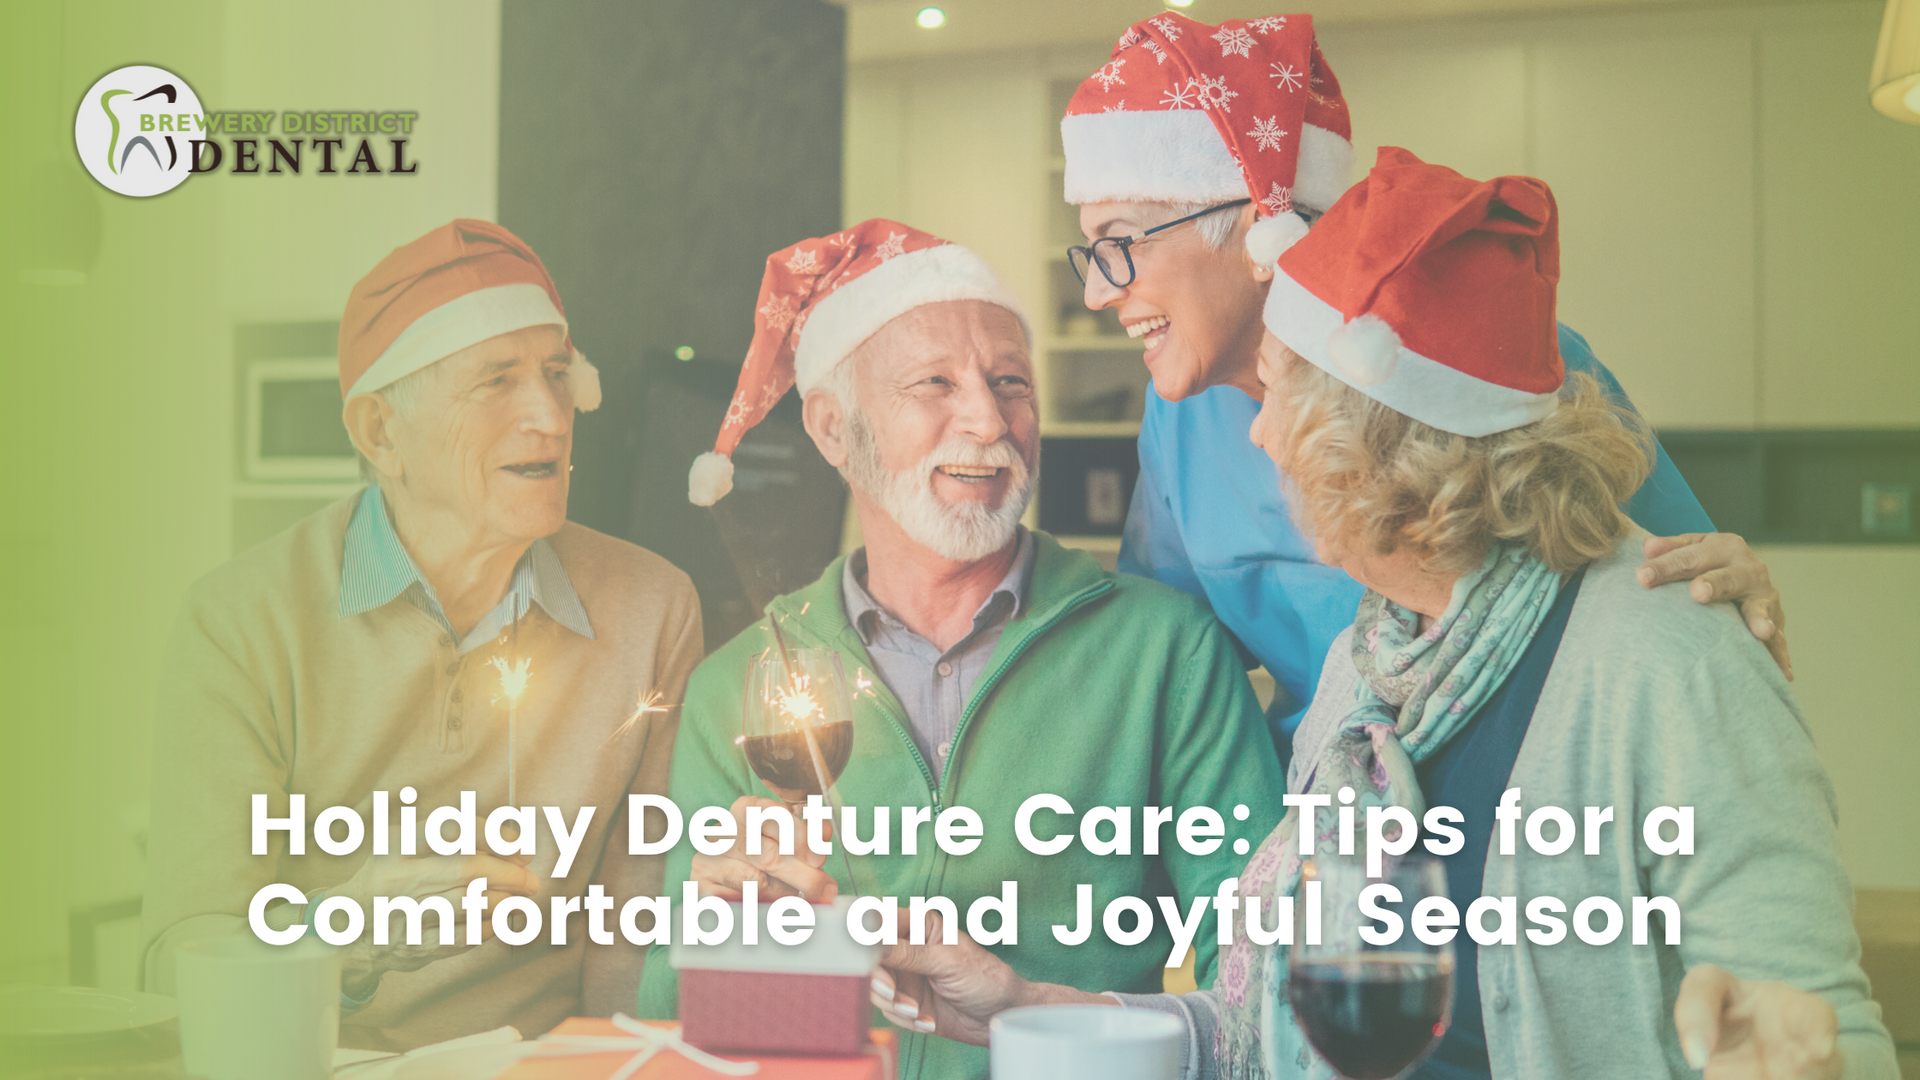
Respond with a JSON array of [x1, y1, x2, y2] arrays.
[[1872, 0, 1920, 123], [1165, 0, 1196, 8], [916, 7, 946, 29]]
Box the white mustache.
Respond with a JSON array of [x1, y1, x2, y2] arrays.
[[921, 436, 1027, 473]]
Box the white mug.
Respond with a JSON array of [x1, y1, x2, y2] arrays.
[[175, 934, 339, 1080], [990, 1004, 1183, 1080]]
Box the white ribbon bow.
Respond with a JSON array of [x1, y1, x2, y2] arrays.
[[529, 1013, 760, 1079]]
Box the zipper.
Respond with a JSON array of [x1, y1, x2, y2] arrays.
[[936, 580, 1113, 795], [903, 579, 1113, 1080]]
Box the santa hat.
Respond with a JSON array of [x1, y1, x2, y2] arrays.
[[1265, 146, 1564, 437], [687, 219, 1027, 506], [1060, 12, 1353, 266], [338, 218, 600, 410]]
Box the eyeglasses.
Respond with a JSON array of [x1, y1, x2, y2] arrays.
[[1066, 198, 1253, 289]]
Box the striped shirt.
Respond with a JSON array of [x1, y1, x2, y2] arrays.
[[841, 529, 1035, 771], [337, 485, 593, 652]]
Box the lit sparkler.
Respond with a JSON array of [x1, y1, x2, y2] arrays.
[[774, 674, 821, 724], [613, 687, 675, 742], [490, 655, 532, 805]]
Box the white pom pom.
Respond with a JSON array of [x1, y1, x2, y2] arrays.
[[688, 452, 735, 506], [1244, 213, 1311, 268], [1326, 314, 1401, 387], [568, 350, 603, 412]]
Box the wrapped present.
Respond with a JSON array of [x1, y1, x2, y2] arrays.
[[670, 897, 880, 1057], [499, 1017, 895, 1080]]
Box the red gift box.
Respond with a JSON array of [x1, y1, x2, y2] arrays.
[[499, 1018, 895, 1080], [670, 897, 881, 1057]]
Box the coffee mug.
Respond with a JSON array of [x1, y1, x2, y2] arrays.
[[175, 934, 339, 1080], [989, 1004, 1183, 1080]]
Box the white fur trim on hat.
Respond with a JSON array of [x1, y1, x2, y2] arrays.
[[1061, 110, 1244, 205], [791, 244, 1030, 394], [688, 451, 734, 507], [1263, 271, 1558, 436], [1062, 110, 1354, 214], [1245, 212, 1310, 267], [1294, 123, 1355, 214], [568, 349, 601, 411], [347, 282, 567, 399]]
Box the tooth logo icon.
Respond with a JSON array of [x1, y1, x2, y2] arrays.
[[74, 65, 204, 197]]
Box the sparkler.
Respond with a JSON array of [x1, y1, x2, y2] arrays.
[[763, 618, 861, 896], [613, 687, 675, 742], [489, 655, 531, 806], [490, 597, 530, 807]]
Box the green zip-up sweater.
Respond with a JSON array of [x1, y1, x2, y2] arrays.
[[636, 533, 1284, 1079]]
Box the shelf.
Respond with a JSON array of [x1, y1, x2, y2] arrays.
[[1056, 534, 1122, 553], [1660, 429, 1919, 544]]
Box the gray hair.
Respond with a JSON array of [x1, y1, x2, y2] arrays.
[[353, 362, 439, 484], [1163, 199, 1244, 251]]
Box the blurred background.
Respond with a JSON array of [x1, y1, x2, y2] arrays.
[[0, 0, 1914, 1059]]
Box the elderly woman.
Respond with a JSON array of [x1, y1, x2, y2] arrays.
[[869, 150, 1895, 1080]]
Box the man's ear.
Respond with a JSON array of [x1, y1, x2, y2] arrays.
[[801, 387, 849, 469], [342, 393, 404, 481]]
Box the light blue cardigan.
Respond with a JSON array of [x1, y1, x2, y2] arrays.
[[1288, 533, 1896, 1080], [1123, 534, 1898, 1080]]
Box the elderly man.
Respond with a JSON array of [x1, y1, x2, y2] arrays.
[[141, 219, 702, 1049], [642, 220, 1283, 1078], [1057, 11, 1795, 754]]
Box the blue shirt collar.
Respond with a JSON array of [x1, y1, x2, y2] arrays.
[[338, 486, 593, 653], [842, 527, 1035, 646]]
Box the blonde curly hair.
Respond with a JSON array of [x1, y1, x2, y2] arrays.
[[1259, 349, 1655, 577]]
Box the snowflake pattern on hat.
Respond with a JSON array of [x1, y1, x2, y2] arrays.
[[1213, 26, 1256, 57], [688, 219, 1028, 506], [714, 221, 946, 442], [1062, 12, 1350, 222], [1247, 116, 1289, 152]]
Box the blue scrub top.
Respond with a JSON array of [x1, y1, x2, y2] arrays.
[[1118, 323, 1714, 756]]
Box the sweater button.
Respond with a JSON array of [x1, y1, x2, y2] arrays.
[[1490, 993, 1510, 1013], [936, 662, 952, 678]]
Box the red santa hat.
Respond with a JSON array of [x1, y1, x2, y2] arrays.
[[338, 218, 600, 410], [1060, 12, 1353, 266], [1264, 146, 1564, 437], [687, 219, 1027, 506]]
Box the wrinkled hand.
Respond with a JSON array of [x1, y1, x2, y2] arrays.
[[1638, 533, 1792, 679], [870, 908, 1109, 1046], [1674, 964, 1842, 1080], [330, 846, 540, 995], [688, 795, 837, 902]]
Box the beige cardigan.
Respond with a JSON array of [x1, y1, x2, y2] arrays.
[[140, 493, 702, 1050]]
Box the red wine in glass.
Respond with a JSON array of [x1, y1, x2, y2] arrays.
[[1284, 854, 1454, 1080], [1289, 955, 1451, 1080], [742, 647, 855, 803]]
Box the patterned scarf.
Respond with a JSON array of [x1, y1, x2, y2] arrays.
[[1215, 542, 1564, 1079]]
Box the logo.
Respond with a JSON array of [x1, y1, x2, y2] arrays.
[[74, 65, 205, 197]]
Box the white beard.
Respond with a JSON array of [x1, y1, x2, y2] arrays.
[[844, 408, 1036, 563]]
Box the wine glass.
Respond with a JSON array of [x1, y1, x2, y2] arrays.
[[1284, 853, 1454, 1080], [741, 647, 856, 803]]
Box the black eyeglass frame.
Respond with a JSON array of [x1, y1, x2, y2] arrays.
[[1066, 198, 1254, 289]]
